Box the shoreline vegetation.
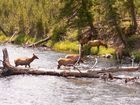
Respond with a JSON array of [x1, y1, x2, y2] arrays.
[[1, 34, 140, 63]]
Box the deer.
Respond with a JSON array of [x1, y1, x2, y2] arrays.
[[87, 40, 108, 49], [57, 57, 82, 77], [125, 77, 138, 83], [65, 54, 83, 64], [115, 45, 124, 64], [14, 53, 39, 67], [87, 40, 108, 53], [57, 58, 78, 69], [100, 73, 114, 81]]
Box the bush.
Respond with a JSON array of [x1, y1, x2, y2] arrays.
[[127, 35, 139, 48], [0, 34, 8, 42], [51, 26, 66, 43], [14, 34, 36, 44], [132, 51, 140, 63]]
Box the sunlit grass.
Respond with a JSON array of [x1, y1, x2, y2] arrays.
[[0, 34, 9, 42], [53, 41, 115, 55], [53, 40, 79, 53], [91, 46, 115, 55]]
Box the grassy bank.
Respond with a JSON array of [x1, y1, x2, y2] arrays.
[[52, 40, 115, 55], [0, 34, 9, 42], [0, 34, 37, 44], [1, 34, 140, 62], [53, 41, 79, 53]]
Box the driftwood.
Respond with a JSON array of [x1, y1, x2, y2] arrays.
[[0, 48, 140, 79], [27, 36, 51, 47], [7, 31, 18, 43]]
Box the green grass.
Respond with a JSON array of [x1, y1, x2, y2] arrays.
[[53, 40, 79, 53], [53, 40, 115, 55], [91, 46, 115, 55], [0, 34, 9, 42]]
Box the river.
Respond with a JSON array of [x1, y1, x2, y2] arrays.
[[0, 44, 140, 105]]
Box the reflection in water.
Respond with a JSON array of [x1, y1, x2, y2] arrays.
[[0, 44, 140, 105]]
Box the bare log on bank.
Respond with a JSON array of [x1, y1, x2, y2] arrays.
[[0, 48, 140, 78], [27, 36, 51, 47]]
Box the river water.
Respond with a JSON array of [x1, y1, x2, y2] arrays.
[[0, 44, 140, 105]]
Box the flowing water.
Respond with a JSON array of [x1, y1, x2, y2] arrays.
[[0, 44, 140, 105]]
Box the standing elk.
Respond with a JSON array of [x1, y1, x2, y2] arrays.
[[115, 46, 124, 63], [14, 53, 39, 67], [87, 40, 108, 53]]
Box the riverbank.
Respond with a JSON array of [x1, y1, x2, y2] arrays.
[[0, 34, 140, 62]]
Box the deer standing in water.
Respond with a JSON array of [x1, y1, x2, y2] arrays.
[[115, 46, 124, 64], [14, 54, 39, 67], [57, 57, 78, 69], [125, 77, 138, 83], [65, 54, 83, 64]]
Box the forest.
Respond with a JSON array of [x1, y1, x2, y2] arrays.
[[0, 1, 140, 104], [0, 0, 140, 60]]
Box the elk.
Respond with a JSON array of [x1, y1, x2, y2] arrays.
[[115, 46, 124, 63], [100, 73, 114, 81], [125, 77, 138, 83], [57, 57, 82, 76], [65, 54, 83, 64], [57, 58, 78, 69], [87, 40, 108, 52], [14, 54, 39, 67], [115, 45, 130, 64]]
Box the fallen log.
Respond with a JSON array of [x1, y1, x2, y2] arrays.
[[0, 48, 99, 78], [27, 36, 51, 47], [0, 48, 140, 78], [96, 66, 139, 73]]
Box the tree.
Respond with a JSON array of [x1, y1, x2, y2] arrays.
[[59, 0, 98, 56], [102, 0, 128, 47]]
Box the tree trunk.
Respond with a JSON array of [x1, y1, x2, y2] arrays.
[[27, 36, 51, 47], [128, 0, 137, 32]]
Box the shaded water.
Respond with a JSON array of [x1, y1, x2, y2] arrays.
[[0, 44, 140, 105]]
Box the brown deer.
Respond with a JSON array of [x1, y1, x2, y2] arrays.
[[87, 40, 108, 52], [100, 73, 114, 81], [14, 54, 39, 67], [57, 58, 78, 69], [125, 77, 138, 83], [57, 57, 82, 77], [115, 46, 124, 63], [65, 54, 83, 64]]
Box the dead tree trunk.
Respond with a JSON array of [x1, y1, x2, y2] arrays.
[[27, 36, 51, 47]]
